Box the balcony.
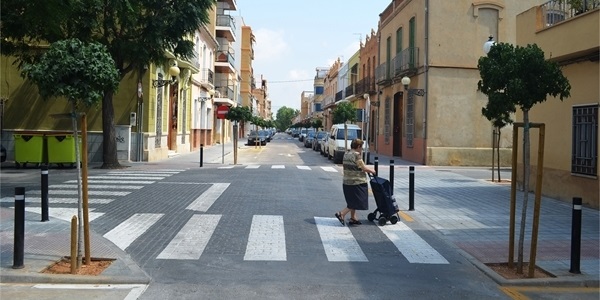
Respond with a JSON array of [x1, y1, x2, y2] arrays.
[[355, 77, 375, 95], [392, 47, 419, 78], [199, 68, 214, 89], [218, 0, 238, 10], [214, 80, 236, 105], [335, 90, 343, 102], [542, 0, 599, 28], [344, 84, 355, 98], [191, 49, 200, 69], [216, 14, 237, 42], [215, 49, 235, 74], [375, 64, 391, 85]]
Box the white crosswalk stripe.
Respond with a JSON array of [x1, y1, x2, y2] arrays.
[[49, 184, 143, 190], [379, 222, 449, 264], [186, 183, 230, 212], [297, 166, 311, 170], [24, 207, 104, 222], [245, 165, 260, 169], [244, 215, 286, 261], [103, 213, 164, 250], [157, 214, 221, 260], [314, 217, 368, 262], [29, 190, 130, 196], [214, 165, 339, 173]]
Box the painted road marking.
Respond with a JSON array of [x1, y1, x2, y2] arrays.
[[103, 213, 163, 250], [105, 172, 174, 177], [87, 176, 166, 180], [272, 165, 285, 169], [65, 180, 156, 184], [186, 183, 229, 212], [398, 211, 414, 222], [1, 197, 114, 204], [49, 184, 143, 190], [218, 166, 235, 169], [157, 214, 221, 260], [314, 217, 368, 262], [245, 165, 260, 169], [321, 166, 338, 173], [244, 215, 286, 261], [24, 207, 103, 222], [29, 190, 130, 196], [379, 222, 449, 264], [297, 166, 311, 170], [31, 284, 148, 300]]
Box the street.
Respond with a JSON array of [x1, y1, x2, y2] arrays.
[[1, 133, 598, 299]]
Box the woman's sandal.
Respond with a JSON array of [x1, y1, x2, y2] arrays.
[[349, 218, 362, 225], [335, 212, 345, 226]]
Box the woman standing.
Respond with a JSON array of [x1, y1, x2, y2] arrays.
[[335, 139, 376, 226]]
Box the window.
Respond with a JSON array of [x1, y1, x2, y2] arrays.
[[572, 105, 598, 176], [395, 28, 403, 54], [315, 86, 324, 94], [409, 17, 416, 69]]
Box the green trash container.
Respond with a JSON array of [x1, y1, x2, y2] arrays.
[[14, 134, 44, 167], [47, 135, 82, 167]]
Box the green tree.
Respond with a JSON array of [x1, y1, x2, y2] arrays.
[[21, 38, 119, 269], [478, 42, 570, 273], [1, 0, 216, 168], [275, 106, 298, 131], [481, 90, 514, 182], [311, 119, 323, 131], [332, 102, 357, 125]]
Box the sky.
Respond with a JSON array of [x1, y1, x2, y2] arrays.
[[235, 0, 390, 112]]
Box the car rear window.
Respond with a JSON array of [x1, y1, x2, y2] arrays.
[[336, 129, 361, 140]]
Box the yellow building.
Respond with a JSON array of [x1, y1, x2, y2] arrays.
[[375, 0, 548, 165], [515, 2, 599, 208], [0, 0, 239, 163]]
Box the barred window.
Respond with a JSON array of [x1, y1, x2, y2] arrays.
[[572, 105, 598, 176], [384, 97, 391, 144]]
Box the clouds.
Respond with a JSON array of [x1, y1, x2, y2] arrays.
[[253, 28, 288, 62]]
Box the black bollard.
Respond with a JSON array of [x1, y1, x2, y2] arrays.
[[569, 197, 582, 274], [374, 156, 379, 177], [200, 144, 204, 167], [13, 187, 25, 269], [389, 160, 394, 195], [409, 166, 415, 211], [41, 165, 49, 222]]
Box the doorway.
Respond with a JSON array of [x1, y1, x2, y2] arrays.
[[393, 91, 403, 157], [167, 84, 178, 150]]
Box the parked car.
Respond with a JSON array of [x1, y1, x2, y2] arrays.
[[326, 124, 364, 163], [298, 128, 314, 142], [313, 131, 328, 152], [320, 134, 330, 157], [304, 131, 316, 148], [247, 130, 268, 146]]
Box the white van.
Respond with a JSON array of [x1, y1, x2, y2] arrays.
[[326, 123, 365, 164]]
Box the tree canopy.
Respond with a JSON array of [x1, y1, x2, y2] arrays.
[[274, 106, 298, 131], [21, 39, 119, 107], [332, 102, 357, 124]]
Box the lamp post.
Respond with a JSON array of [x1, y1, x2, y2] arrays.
[[152, 61, 181, 88], [363, 93, 370, 163], [483, 35, 495, 55]]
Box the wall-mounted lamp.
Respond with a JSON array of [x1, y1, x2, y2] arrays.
[[152, 61, 180, 88], [401, 76, 425, 97], [483, 35, 495, 55]]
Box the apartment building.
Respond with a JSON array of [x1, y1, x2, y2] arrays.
[[515, 1, 599, 208], [239, 21, 257, 137], [375, 0, 548, 165]]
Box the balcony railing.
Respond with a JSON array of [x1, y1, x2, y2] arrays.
[[192, 49, 200, 69], [375, 64, 390, 85], [355, 77, 375, 95], [216, 49, 235, 64], [335, 90, 343, 102], [393, 47, 419, 77], [200, 68, 214, 85], [216, 14, 237, 33], [215, 81, 235, 99], [542, 0, 599, 27], [344, 84, 355, 98]]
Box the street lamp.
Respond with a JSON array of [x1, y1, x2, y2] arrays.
[[363, 93, 371, 163], [483, 35, 495, 55], [401, 76, 425, 96], [152, 61, 180, 88]]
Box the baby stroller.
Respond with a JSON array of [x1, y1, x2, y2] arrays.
[[367, 174, 400, 226]]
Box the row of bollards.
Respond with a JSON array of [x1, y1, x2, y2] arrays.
[[371, 156, 584, 273]]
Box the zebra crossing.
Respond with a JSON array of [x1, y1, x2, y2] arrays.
[[99, 211, 449, 264], [1, 169, 187, 222], [218, 165, 339, 172]]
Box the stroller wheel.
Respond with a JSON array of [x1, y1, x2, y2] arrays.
[[367, 213, 376, 222], [390, 215, 399, 224], [378, 217, 387, 226]]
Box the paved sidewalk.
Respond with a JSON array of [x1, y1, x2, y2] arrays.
[[369, 152, 599, 287], [0, 143, 233, 286]]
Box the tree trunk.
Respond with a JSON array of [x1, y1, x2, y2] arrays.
[[492, 128, 496, 182], [101, 91, 121, 168], [497, 128, 501, 181], [517, 109, 530, 274]]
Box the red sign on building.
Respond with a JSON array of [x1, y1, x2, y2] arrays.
[[216, 105, 229, 119]]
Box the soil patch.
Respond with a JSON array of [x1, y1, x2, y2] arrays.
[[486, 262, 554, 279], [42, 257, 114, 276]]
